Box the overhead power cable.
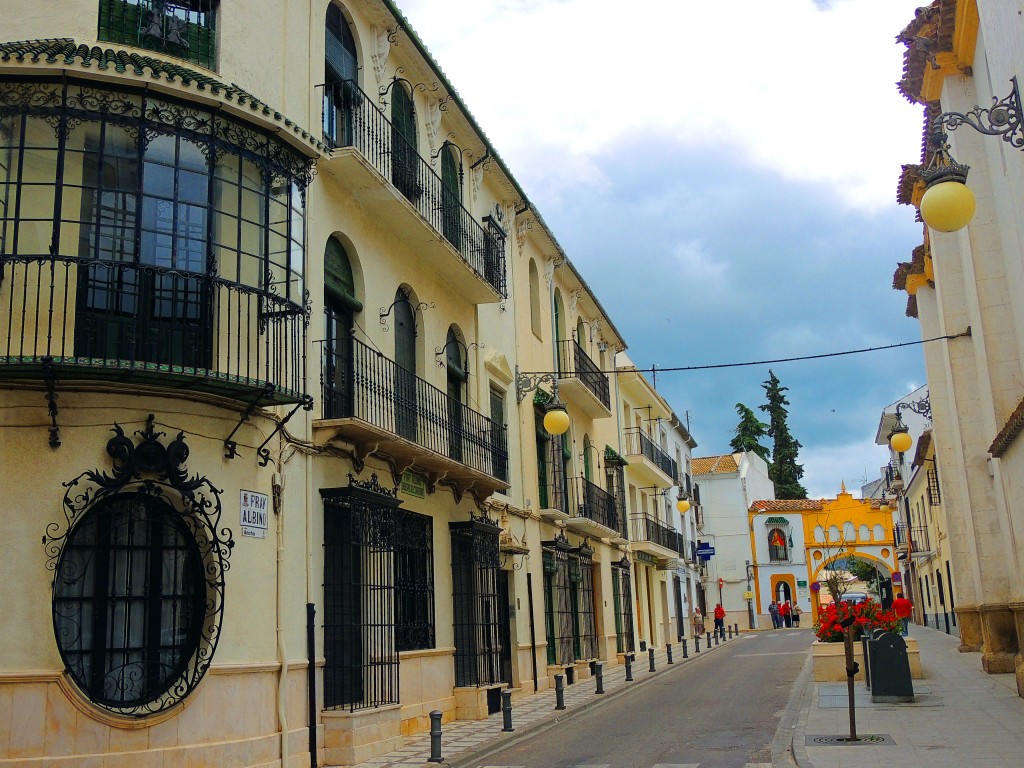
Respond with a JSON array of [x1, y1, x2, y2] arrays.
[[519, 329, 971, 377]]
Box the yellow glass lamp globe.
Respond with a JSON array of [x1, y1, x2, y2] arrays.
[[920, 180, 976, 233], [543, 406, 570, 435], [879, 501, 891, 515], [890, 430, 913, 454], [676, 498, 691, 514]]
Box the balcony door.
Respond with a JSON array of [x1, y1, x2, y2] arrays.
[[445, 328, 467, 462], [324, 238, 358, 418], [391, 85, 418, 202], [324, 3, 358, 146], [394, 290, 418, 441], [441, 146, 462, 249], [77, 129, 211, 370]]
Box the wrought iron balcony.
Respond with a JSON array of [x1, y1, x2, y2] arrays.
[[623, 428, 678, 485], [99, 0, 217, 69], [322, 81, 506, 300], [565, 476, 623, 538], [630, 513, 679, 559], [556, 340, 611, 417], [317, 337, 508, 490], [0, 256, 308, 404], [895, 523, 932, 557]]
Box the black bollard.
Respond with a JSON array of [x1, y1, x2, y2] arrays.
[[595, 662, 604, 694], [695, 635, 701, 653], [428, 710, 443, 763], [501, 690, 514, 732], [625, 653, 634, 681], [734, 623, 740, 636], [728, 625, 733, 639], [714, 628, 720, 645], [667, 643, 674, 664], [648, 647, 656, 672], [554, 674, 566, 710], [707, 631, 712, 647], [682, 638, 689, 658]]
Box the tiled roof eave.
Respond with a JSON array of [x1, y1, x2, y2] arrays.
[[0, 39, 328, 158]]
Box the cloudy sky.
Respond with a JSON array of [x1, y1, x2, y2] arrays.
[[395, 0, 928, 498]]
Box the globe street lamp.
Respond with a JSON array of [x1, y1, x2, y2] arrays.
[[515, 367, 570, 436], [917, 78, 1023, 233]]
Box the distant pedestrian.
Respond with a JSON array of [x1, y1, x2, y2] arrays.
[[792, 603, 802, 627], [692, 607, 705, 636], [768, 601, 779, 629], [713, 603, 726, 636], [779, 599, 792, 628], [892, 593, 913, 636]]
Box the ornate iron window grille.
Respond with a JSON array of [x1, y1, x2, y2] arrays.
[[320, 475, 402, 711], [574, 546, 598, 661], [612, 559, 635, 654], [98, 0, 218, 69], [450, 515, 503, 687], [395, 509, 435, 652], [43, 415, 233, 717], [542, 534, 575, 666], [927, 467, 941, 506]]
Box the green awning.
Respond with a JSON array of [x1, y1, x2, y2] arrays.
[[764, 516, 791, 526]]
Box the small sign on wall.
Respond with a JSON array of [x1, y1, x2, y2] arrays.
[[240, 490, 269, 539], [400, 470, 427, 499]]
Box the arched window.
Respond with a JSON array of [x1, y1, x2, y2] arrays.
[[873, 524, 885, 541], [767, 527, 789, 562], [843, 521, 856, 542], [324, 238, 361, 417], [391, 83, 419, 202], [324, 3, 358, 146], [858, 524, 870, 542], [53, 493, 206, 710], [441, 144, 462, 247], [813, 525, 825, 543], [445, 326, 467, 461], [553, 289, 566, 372], [575, 318, 587, 351], [529, 259, 542, 337], [828, 525, 840, 543], [394, 288, 418, 441]]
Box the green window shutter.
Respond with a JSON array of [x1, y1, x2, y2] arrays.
[[392, 85, 416, 148], [324, 238, 361, 310]]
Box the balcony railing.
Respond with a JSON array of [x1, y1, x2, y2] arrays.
[[319, 337, 508, 481], [623, 428, 678, 482], [323, 81, 506, 297], [895, 523, 931, 555], [567, 476, 622, 535], [558, 340, 610, 409], [630, 514, 678, 552], [1, 256, 307, 404]]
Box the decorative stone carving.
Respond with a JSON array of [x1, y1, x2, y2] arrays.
[[371, 26, 391, 84]]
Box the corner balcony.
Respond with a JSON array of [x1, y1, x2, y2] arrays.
[[321, 81, 506, 304], [565, 476, 624, 540], [314, 338, 509, 496], [623, 428, 678, 487], [895, 523, 932, 559], [557, 340, 611, 419], [630, 514, 680, 561], [0, 256, 307, 405]]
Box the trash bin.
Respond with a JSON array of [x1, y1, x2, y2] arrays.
[[867, 631, 914, 703], [861, 628, 888, 690]]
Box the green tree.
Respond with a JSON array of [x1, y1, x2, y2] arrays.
[[759, 370, 808, 499], [729, 403, 770, 463], [846, 556, 881, 595]]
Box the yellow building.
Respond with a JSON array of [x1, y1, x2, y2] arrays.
[[0, 1, 693, 766], [749, 487, 899, 625]]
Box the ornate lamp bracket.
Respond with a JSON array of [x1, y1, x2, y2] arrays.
[[515, 366, 559, 403], [933, 77, 1024, 150]]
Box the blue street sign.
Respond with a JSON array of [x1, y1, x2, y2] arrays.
[[696, 545, 715, 557]]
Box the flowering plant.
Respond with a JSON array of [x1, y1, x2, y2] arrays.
[[813, 598, 902, 643]]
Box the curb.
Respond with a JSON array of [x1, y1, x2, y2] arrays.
[[445, 635, 739, 768], [772, 650, 813, 768]]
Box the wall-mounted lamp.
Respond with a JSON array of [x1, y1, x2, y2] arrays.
[[515, 366, 570, 435], [918, 78, 1023, 232], [887, 395, 932, 454]]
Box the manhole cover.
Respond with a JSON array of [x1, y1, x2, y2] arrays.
[[805, 734, 894, 746]]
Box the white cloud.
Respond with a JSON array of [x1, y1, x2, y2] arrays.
[[800, 439, 891, 499], [395, 0, 925, 211]]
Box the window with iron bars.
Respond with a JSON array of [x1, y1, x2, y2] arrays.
[[395, 510, 434, 652], [575, 550, 599, 661], [450, 518, 504, 687], [99, 1, 217, 69], [542, 541, 575, 666], [927, 466, 941, 506], [611, 562, 635, 654]]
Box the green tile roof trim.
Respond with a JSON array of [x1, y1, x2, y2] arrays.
[[604, 445, 628, 465], [764, 516, 791, 526], [0, 38, 327, 155]]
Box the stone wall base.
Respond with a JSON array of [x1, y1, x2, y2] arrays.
[[322, 704, 402, 767], [956, 605, 983, 652], [980, 603, 1019, 674]]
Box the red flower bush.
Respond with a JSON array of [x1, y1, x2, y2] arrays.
[[813, 598, 902, 642]]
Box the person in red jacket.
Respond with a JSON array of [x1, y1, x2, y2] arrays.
[[713, 603, 726, 638], [779, 599, 791, 627], [892, 593, 913, 636]]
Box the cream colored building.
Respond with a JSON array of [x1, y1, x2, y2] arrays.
[[894, 0, 1024, 694], [0, 1, 699, 766]]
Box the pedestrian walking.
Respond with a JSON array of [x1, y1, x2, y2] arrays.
[[713, 603, 725, 636], [779, 599, 791, 628], [768, 601, 779, 629], [792, 603, 802, 627], [892, 593, 913, 635], [692, 607, 705, 636]]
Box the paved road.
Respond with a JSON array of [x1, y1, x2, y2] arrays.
[[472, 629, 812, 768]]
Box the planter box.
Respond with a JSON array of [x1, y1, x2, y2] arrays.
[[811, 638, 922, 682]]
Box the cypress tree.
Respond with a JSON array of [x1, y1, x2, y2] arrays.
[[759, 370, 808, 499], [729, 403, 770, 463]]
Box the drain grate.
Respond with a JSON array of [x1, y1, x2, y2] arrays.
[[805, 734, 894, 746]]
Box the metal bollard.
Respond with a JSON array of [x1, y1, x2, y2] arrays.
[[707, 631, 712, 647], [501, 690, 514, 732], [625, 653, 634, 681], [695, 635, 701, 653], [554, 674, 566, 710], [595, 662, 604, 694], [728, 625, 733, 639], [428, 710, 443, 763], [667, 643, 674, 664], [648, 647, 656, 672], [734, 623, 740, 636], [714, 628, 720, 645], [682, 638, 689, 658]]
